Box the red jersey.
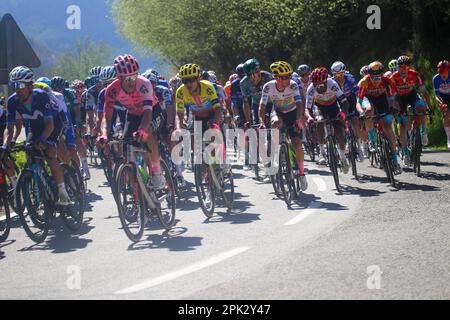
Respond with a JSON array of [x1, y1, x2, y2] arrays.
[[390, 69, 424, 96], [357, 75, 395, 99]]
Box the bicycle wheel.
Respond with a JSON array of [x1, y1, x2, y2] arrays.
[[194, 164, 215, 218], [382, 138, 396, 187], [347, 129, 358, 180], [154, 160, 176, 230], [60, 165, 85, 232], [0, 195, 11, 243], [413, 129, 422, 177], [116, 164, 146, 242], [16, 169, 51, 243], [219, 166, 234, 210], [327, 138, 341, 193], [279, 143, 293, 206]]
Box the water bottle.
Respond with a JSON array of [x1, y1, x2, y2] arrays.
[[136, 153, 150, 185]]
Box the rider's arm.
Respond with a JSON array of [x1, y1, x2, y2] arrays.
[[259, 83, 271, 125], [13, 118, 23, 142]]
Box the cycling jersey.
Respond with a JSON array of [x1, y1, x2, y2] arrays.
[[357, 75, 395, 99], [104, 76, 155, 118], [261, 80, 301, 113], [33, 82, 69, 126], [306, 78, 347, 110], [240, 71, 273, 106], [63, 88, 79, 114], [0, 108, 6, 141], [7, 89, 63, 143], [158, 79, 170, 90], [176, 80, 220, 118], [332, 73, 358, 98], [390, 69, 426, 97], [433, 74, 450, 102], [85, 85, 101, 112], [213, 83, 227, 104], [299, 78, 312, 96], [154, 85, 173, 111]]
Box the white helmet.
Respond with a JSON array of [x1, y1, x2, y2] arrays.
[[331, 61, 346, 74], [9, 66, 34, 83]]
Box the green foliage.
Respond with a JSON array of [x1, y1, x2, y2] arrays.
[[112, 0, 450, 145], [47, 38, 115, 82]]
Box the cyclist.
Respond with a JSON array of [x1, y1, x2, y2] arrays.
[[390, 55, 433, 167], [101, 54, 164, 189], [433, 60, 450, 149], [305, 67, 350, 174], [240, 58, 274, 126], [388, 59, 399, 73], [230, 64, 246, 129], [2, 66, 70, 205], [260, 61, 308, 190], [356, 61, 403, 174], [331, 61, 365, 162], [86, 67, 103, 135]]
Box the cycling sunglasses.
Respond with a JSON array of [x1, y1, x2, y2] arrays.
[[10, 82, 28, 91], [275, 75, 291, 81], [120, 74, 138, 82], [182, 77, 197, 84]]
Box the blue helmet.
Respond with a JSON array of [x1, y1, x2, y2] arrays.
[[36, 77, 52, 86]]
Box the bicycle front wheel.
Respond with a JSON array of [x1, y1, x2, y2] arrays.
[[60, 165, 85, 232], [116, 164, 146, 242], [194, 164, 215, 218], [154, 159, 176, 230], [16, 169, 51, 243], [279, 143, 293, 206], [219, 166, 234, 210], [327, 138, 341, 193], [0, 195, 11, 243]]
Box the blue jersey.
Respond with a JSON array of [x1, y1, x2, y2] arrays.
[[86, 85, 101, 111], [332, 73, 359, 98], [155, 85, 172, 111], [158, 79, 170, 90], [433, 74, 450, 100]]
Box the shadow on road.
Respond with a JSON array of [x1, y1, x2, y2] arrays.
[[204, 211, 261, 225], [18, 217, 95, 253], [0, 240, 16, 260], [84, 192, 104, 213], [307, 168, 333, 176], [289, 193, 348, 211], [397, 181, 441, 192], [421, 161, 449, 168], [340, 185, 386, 197], [417, 171, 450, 181], [127, 227, 203, 251]]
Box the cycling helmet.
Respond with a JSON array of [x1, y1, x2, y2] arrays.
[[148, 69, 159, 77], [310, 67, 329, 84], [243, 58, 261, 76], [397, 55, 412, 66], [384, 71, 393, 77], [229, 73, 238, 83], [142, 69, 158, 83], [169, 75, 183, 91], [114, 54, 140, 77], [72, 79, 86, 92], [65, 80, 70, 88], [9, 66, 34, 83], [179, 64, 201, 79], [368, 61, 385, 76], [89, 66, 103, 77], [236, 64, 246, 77], [36, 77, 52, 87], [438, 60, 449, 73], [270, 61, 294, 77], [388, 59, 399, 71], [360, 65, 369, 77], [297, 64, 311, 75], [51, 76, 66, 90], [208, 71, 218, 83], [331, 61, 346, 74], [99, 66, 117, 82], [84, 77, 94, 88]]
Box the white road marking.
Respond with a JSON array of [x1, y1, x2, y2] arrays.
[[284, 202, 323, 226], [115, 246, 250, 294], [313, 178, 327, 192]]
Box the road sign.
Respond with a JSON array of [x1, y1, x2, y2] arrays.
[[0, 13, 41, 84]]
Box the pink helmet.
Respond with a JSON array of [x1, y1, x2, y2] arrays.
[[114, 54, 140, 77]]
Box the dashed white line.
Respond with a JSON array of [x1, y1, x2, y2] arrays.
[[115, 246, 250, 294], [312, 177, 327, 192], [284, 202, 323, 225]]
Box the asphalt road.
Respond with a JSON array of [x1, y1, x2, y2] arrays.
[[1, 150, 449, 299]]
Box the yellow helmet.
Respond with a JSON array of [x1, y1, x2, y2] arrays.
[[179, 64, 200, 79], [270, 61, 294, 77]]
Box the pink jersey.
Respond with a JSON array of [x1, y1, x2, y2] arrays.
[[104, 76, 156, 117]]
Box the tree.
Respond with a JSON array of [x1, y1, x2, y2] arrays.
[[47, 37, 114, 81]]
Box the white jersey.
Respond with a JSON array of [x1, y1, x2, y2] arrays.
[[306, 78, 347, 110], [261, 80, 301, 113], [53, 91, 69, 113]]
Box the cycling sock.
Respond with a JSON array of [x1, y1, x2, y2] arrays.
[[445, 127, 450, 145], [338, 149, 346, 161], [319, 144, 326, 156], [392, 149, 398, 162], [421, 126, 427, 135], [57, 183, 68, 195], [9, 176, 17, 188], [368, 129, 375, 143], [297, 161, 305, 175], [151, 161, 162, 174]]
